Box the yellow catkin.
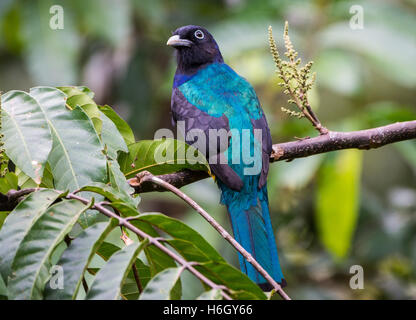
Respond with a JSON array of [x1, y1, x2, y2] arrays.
[[268, 26, 282, 72]]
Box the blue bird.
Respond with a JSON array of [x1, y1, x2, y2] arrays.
[[167, 25, 285, 290]]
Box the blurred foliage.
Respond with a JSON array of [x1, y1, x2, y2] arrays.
[[316, 149, 362, 259], [0, 0, 415, 299]]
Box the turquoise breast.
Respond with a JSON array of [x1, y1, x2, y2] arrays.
[[178, 63, 263, 190]]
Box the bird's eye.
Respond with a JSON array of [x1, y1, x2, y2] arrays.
[[194, 30, 204, 40]]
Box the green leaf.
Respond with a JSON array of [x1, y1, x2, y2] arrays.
[[74, 86, 95, 99], [139, 267, 182, 300], [0, 189, 61, 283], [97, 241, 121, 261], [0, 171, 18, 194], [111, 208, 181, 298], [15, 167, 37, 189], [121, 258, 151, 300], [96, 241, 152, 299], [133, 232, 181, 300], [77, 200, 106, 229], [137, 213, 224, 262], [44, 220, 117, 300], [7, 199, 90, 300], [0, 211, 8, 230], [132, 213, 263, 299], [196, 261, 267, 300], [0, 272, 6, 298], [1, 90, 52, 183], [144, 244, 178, 274], [86, 241, 146, 300], [229, 290, 263, 300], [57, 86, 102, 134], [131, 228, 180, 299], [167, 239, 215, 263], [99, 105, 135, 146], [100, 110, 128, 159], [79, 182, 138, 209], [119, 139, 210, 179], [112, 207, 178, 257], [29, 86, 107, 191], [108, 159, 135, 196], [316, 150, 363, 259], [40, 163, 55, 189], [197, 289, 223, 300], [15, 163, 54, 189]]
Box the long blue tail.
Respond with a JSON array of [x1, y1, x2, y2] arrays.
[[221, 183, 285, 290]]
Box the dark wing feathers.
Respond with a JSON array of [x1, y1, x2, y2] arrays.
[[251, 115, 273, 189], [171, 87, 243, 191]]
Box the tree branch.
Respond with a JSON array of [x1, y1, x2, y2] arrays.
[[137, 171, 291, 300], [0, 188, 38, 211], [130, 170, 210, 194], [128, 120, 416, 193], [271, 120, 416, 162]]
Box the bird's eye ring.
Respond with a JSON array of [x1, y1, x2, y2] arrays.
[[194, 30, 204, 40]]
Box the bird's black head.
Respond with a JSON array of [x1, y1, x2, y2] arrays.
[[167, 25, 223, 74]]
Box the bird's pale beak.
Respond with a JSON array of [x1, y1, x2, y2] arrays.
[[166, 35, 193, 47]]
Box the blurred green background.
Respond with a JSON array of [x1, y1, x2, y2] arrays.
[[1, 0, 415, 299]]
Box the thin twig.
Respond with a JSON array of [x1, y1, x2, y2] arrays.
[[82, 277, 89, 293], [119, 230, 143, 293], [66, 193, 233, 300], [137, 171, 291, 300], [131, 263, 143, 294], [288, 86, 327, 134]]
